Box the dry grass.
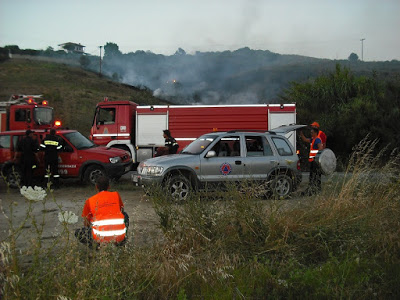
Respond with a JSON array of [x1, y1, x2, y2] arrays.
[[1, 138, 400, 299]]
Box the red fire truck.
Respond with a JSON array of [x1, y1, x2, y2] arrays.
[[89, 99, 297, 165], [0, 94, 60, 132]]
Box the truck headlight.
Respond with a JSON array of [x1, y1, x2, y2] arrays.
[[109, 156, 122, 164], [141, 166, 164, 175]]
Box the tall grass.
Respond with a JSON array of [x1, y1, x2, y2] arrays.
[[1, 139, 400, 299]]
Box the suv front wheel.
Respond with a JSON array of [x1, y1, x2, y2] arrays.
[[166, 174, 192, 202], [84, 165, 106, 185]]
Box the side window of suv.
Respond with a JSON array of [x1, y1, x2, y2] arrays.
[[272, 137, 293, 156], [245, 136, 263, 156], [245, 136, 274, 156], [0, 135, 11, 148], [210, 136, 240, 157]]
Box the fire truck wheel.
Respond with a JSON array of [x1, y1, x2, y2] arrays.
[[4, 166, 22, 189], [166, 175, 192, 202], [84, 165, 106, 185], [268, 174, 292, 199]]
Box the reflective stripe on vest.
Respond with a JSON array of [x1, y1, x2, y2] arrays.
[[93, 228, 127, 237], [92, 218, 125, 226], [91, 217, 126, 242], [309, 138, 320, 162], [44, 140, 59, 146]]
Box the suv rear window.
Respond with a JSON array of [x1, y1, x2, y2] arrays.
[[272, 137, 293, 156]]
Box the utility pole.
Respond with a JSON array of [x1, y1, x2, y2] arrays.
[[99, 46, 102, 76], [360, 38, 365, 61]]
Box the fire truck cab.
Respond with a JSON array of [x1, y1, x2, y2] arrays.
[[90, 99, 297, 166], [0, 95, 56, 132]]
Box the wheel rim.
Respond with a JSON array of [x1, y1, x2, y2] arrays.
[[170, 180, 190, 201], [89, 169, 104, 184], [8, 173, 21, 188], [7, 169, 21, 188], [274, 177, 290, 196]]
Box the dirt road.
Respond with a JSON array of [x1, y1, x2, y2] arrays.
[[0, 177, 163, 256], [1, 171, 320, 259]]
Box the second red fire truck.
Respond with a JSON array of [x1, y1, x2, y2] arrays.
[[0, 94, 61, 132], [89, 99, 297, 165]]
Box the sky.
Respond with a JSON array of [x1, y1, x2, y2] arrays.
[[0, 0, 399, 61]]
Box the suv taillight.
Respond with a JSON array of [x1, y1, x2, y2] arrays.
[[297, 160, 301, 170]]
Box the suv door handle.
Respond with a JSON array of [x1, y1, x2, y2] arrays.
[[235, 160, 242, 165]]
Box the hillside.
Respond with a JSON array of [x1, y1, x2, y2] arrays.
[[0, 58, 167, 136]]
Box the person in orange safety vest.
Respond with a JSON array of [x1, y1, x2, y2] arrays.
[[300, 121, 327, 149], [301, 127, 324, 196], [75, 176, 129, 248]]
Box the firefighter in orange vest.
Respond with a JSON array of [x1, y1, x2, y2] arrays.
[[75, 176, 129, 248], [300, 121, 327, 149], [301, 127, 324, 196]]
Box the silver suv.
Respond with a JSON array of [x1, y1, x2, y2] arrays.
[[133, 129, 302, 200]]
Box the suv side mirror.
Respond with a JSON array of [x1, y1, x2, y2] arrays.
[[205, 150, 216, 158]]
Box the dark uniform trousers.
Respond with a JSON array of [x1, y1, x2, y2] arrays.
[[41, 134, 62, 187]]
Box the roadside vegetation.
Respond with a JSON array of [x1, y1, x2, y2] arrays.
[[1, 139, 399, 299], [284, 64, 400, 163]]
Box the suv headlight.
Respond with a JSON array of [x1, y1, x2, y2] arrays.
[[109, 156, 122, 164], [140, 166, 164, 176]]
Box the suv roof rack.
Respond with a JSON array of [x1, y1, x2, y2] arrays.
[[226, 129, 267, 133], [226, 129, 276, 135]]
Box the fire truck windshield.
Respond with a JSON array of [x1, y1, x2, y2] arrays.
[[34, 107, 53, 125], [64, 131, 96, 150]]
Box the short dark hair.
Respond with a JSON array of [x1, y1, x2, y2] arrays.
[[50, 128, 56, 135], [163, 130, 171, 137], [96, 176, 110, 191]]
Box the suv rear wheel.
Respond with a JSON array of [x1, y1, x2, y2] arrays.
[[269, 174, 292, 198], [84, 165, 106, 185], [166, 175, 191, 202]]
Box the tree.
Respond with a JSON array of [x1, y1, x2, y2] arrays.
[[281, 64, 398, 160], [348, 52, 359, 62], [174, 48, 186, 55], [104, 42, 121, 58]]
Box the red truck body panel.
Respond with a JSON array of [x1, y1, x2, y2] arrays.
[[90, 100, 297, 163]]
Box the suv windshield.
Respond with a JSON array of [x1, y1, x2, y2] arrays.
[[64, 131, 96, 150], [34, 107, 53, 125], [181, 135, 217, 154]]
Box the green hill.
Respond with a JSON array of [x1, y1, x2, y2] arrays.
[[0, 58, 166, 136]]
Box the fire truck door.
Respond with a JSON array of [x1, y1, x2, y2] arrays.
[[268, 111, 296, 147], [93, 106, 118, 144]]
